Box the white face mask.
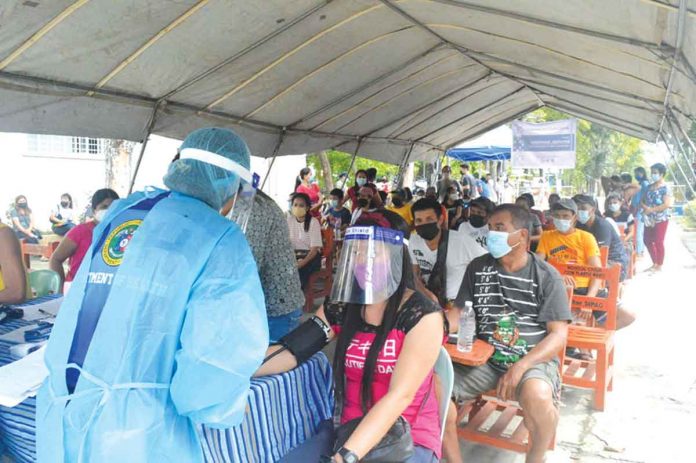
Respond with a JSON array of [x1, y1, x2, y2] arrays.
[[608, 203, 621, 213], [94, 209, 107, 223], [449, 193, 459, 201]]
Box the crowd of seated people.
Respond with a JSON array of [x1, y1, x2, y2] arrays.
[[19, 156, 653, 463], [271, 162, 654, 462]]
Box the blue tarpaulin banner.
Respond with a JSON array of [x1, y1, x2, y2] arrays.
[[511, 119, 577, 168], [446, 146, 511, 162]]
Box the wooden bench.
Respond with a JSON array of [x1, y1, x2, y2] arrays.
[[452, 288, 571, 453], [21, 241, 59, 269], [303, 228, 335, 312], [549, 262, 620, 411]]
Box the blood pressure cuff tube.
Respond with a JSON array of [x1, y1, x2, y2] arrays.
[[277, 316, 331, 364]]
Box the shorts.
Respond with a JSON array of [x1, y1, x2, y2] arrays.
[[573, 287, 610, 324], [452, 360, 561, 406]]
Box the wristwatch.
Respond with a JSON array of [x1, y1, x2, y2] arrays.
[[337, 447, 360, 463]]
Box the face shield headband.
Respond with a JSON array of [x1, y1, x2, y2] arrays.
[[179, 147, 258, 233]]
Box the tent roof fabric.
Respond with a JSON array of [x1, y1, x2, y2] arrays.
[[1, 0, 695, 165]]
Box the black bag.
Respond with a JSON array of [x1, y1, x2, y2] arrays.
[[426, 228, 449, 308], [333, 415, 414, 462]]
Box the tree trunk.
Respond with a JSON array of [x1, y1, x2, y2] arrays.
[[105, 140, 135, 196], [318, 150, 334, 191]]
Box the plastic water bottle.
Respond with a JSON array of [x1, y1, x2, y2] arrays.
[[457, 301, 476, 352]]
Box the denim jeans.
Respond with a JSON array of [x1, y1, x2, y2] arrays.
[[268, 309, 302, 342]]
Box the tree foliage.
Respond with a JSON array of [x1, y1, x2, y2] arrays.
[[524, 108, 645, 194], [306, 150, 401, 190]]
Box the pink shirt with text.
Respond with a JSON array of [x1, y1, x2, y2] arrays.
[[326, 292, 446, 458]]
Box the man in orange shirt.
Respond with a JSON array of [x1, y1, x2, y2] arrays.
[[536, 198, 603, 296], [537, 198, 634, 329]]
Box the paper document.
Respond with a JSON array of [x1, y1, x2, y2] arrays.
[[0, 346, 48, 407], [21, 297, 63, 321]]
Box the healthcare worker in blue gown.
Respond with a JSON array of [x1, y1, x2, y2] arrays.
[[36, 127, 269, 463]]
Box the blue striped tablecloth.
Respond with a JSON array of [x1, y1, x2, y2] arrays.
[[0, 296, 334, 463]]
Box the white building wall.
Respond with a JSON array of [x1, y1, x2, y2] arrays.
[[0, 133, 107, 230], [0, 132, 308, 232]]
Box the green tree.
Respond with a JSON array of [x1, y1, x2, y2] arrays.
[[306, 150, 401, 191]]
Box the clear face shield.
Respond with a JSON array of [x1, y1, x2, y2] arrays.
[[225, 172, 260, 233], [330, 226, 405, 304]]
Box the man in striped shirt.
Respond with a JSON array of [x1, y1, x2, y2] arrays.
[[447, 204, 571, 463]]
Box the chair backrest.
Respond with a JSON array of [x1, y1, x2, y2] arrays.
[[599, 246, 609, 266], [29, 269, 61, 298], [320, 228, 334, 258], [549, 262, 621, 330], [434, 346, 454, 442]]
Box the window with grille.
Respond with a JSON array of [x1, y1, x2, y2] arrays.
[[26, 134, 105, 158]]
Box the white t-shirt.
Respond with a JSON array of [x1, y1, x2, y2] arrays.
[[457, 221, 489, 250], [409, 229, 486, 300], [53, 205, 76, 222], [286, 214, 322, 250]]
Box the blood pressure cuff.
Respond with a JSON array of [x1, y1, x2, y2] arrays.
[[277, 316, 332, 364]]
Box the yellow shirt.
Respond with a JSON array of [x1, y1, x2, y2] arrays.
[[387, 203, 414, 227], [537, 228, 600, 288]]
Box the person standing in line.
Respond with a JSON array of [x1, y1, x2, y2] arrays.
[[641, 163, 673, 272], [630, 166, 650, 258]]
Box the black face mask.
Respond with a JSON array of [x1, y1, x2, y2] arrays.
[[17, 202, 28, 209], [469, 215, 486, 228], [357, 198, 369, 208], [61, 201, 70, 208], [391, 198, 404, 208], [416, 222, 440, 241]]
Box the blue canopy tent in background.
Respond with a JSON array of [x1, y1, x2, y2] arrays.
[[446, 146, 511, 162]]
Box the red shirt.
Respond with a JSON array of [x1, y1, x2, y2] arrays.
[[65, 221, 96, 281], [296, 183, 321, 218]]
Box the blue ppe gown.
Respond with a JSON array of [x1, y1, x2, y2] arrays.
[[36, 188, 268, 463]]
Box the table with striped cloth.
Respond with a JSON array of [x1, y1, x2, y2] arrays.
[[0, 296, 334, 463]]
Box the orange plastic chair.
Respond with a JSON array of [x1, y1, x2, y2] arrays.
[[302, 229, 335, 312], [549, 262, 620, 411], [453, 288, 572, 453]]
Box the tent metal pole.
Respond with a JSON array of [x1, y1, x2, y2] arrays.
[[659, 131, 696, 197], [668, 109, 696, 160], [665, 117, 696, 189], [128, 103, 161, 194], [395, 143, 416, 188], [340, 138, 364, 189], [657, 0, 688, 139], [260, 129, 286, 191]]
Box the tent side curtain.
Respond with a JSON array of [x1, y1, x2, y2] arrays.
[[446, 146, 511, 162]]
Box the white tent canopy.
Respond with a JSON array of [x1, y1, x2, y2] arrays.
[[1, 0, 696, 167]]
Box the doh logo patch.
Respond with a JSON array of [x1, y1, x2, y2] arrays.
[[102, 220, 142, 266]]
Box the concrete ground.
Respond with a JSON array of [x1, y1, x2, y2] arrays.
[[459, 222, 696, 463]]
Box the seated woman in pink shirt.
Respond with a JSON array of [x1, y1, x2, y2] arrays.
[[49, 189, 119, 292], [257, 210, 447, 463]]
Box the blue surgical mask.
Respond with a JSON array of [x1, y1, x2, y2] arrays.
[[577, 210, 592, 224], [330, 199, 339, 208], [651, 173, 661, 182], [487, 230, 521, 259], [356, 178, 367, 187], [608, 203, 621, 213], [553, 218, 572, 233]]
